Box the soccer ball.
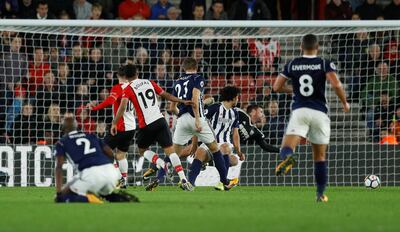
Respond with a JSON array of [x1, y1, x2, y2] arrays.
[[364, 175, 381, 189]]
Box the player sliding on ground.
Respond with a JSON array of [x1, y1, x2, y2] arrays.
[[54, 113, 139, 203], [170, 58, 234, 191], [111, 64, 194, 191], [88, 66, 135, 188], [273, 34, 350, 202]]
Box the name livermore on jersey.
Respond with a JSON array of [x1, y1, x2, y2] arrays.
[[281, 56, 337, 114]]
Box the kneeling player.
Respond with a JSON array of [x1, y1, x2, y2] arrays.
[[54, 114, 138, 203]]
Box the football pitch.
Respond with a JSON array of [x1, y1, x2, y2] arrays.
[[0, 186, 399, 232]]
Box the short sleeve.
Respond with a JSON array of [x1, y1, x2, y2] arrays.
[[232, 111, 240, 128], [324, 59, 337, 73], [110, 85, 122, 99], [54, 141, 65, 157], [193, 75, 205, 91], [150, 80, 164, 95], [280, 63, 290, 79], [205, 104, 218, 119]]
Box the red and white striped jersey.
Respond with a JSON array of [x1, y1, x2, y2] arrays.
[[122, 79, 164, 129], [92, 83, 136, 132]]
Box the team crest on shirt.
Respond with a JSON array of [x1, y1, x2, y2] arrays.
[[330, 62, 336, 70], [200, 81, 204, 88]]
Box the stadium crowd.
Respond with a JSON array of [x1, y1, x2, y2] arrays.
[[0, 0, 399, 145]]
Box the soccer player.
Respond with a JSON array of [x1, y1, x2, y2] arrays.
[[89, 66, 135, 188], [111, 64, 194, 191], [54, 114, 138, 203], [187, 86, 245, 187], [273, 34, 350, 202], [170, 58, 233, 190]]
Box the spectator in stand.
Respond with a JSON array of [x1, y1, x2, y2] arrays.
[[248, 30, 281, 73], [48, 0, 74, 19], [11, 103, 39, 144], [325, 0, 353, 20], [351, 12, 361, 19], [57, 63, 73, 109], [58, 9, 71, 19], [134, 46, 152, 80], [73, 84, 90, 109], [254, 85, 274, 104], [69, 43, 88, 84], [362, 43, 381, 82], [355, 0, 382, 20], [191, 45, 210, 79], [32, 0, 55, 19], [180, 0, 206, 20], [36, 72, 64, 115], [93, 88, 113, 123], [97, 0, 115, 19], [87, 47, 112, 99], [28, 47, 50, 97], [391, 106, 400, 141], [18, 0, 36, 19], [383, 0, 400, 20], [103, 37, 128, 71], [192, 3, 205, 20], [76, 105, 96, 133], [49, 47, 61, 71], [206, 0, 227, 20], [160, 48, 175, 78], [0, 0, 19, 18], [73, 0, 92, 19], [153, 63, 174, 94], [118, 0, 150, 20], [262, 100, 285, 145], [90, 3, 103, 20], [96, 121, 107, 139], [229, 0, 271, 20], [5, 81, 25, 133], [247, 104, 266, 129], [167, 6, 181, 20], [150, 0, 173, 20], [41, 103, 62, 144], [372, 91, 396, 142], [383, 39, 399, 76]]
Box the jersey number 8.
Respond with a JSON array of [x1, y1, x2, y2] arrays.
[[299, 74, 314, 97]]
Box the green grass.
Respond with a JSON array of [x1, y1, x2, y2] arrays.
[[0, 186, 399, 232]]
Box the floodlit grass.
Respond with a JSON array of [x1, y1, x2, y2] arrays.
[[0, 186, 399, 232]]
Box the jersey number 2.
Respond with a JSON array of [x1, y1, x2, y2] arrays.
[[76, 138, 96, 155], [299, 74, 314, 97]]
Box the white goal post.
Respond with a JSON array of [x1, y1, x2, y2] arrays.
[[0, 20, 399, 187]]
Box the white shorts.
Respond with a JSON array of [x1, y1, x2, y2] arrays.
[[173, 113, 215, 145], [285, 108, 330, 144], [69, 164, 121, 196]]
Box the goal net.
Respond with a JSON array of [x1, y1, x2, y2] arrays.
[[0, 20, 399, 187]]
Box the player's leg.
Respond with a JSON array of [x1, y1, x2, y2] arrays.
[[189, 145, 211, 186], [227, 154, 241, 187], [312, 143, 328, 202], [276, 109, 310, 176], [114, 130, 135, 187], [220, 143, 232, 172], [206, 141, 230, 188]]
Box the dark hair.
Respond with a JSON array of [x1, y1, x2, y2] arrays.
[[220, 86, 240, 102], [193, 3, 205, 10], [37, 0, 48, 7], [117, 65, 126, 77], [302, 34, 318, 50], [246, 105, 260, 114], [125, 64, 137, 78], [381, 91, 389, 96], [182, 58, 198, 71]]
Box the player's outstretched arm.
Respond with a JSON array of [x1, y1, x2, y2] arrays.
[[55, 155, 65, 194], [233, 128, 245, 161], [160, 92, 192, 105], [169, 101, 180, 115], [111, 98, 128, 135], [89, 95, 117, 111], [273, 75, 293, 94], [326, 72, 350, 112]]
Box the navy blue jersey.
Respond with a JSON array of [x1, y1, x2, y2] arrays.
[[173, 73, 205, 118], [205, 103, 239, 144], [55, 131, 111, 171], [281, 56, 337, 113]]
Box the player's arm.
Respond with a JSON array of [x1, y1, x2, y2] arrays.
[[169, 101, 179, 115], [111, 98, 128, 136], [272, 74, 292, 94], [89, 87, 119, 111], [160, 91, 192, 105], [192, 88, 202, 132], [326, 72, 350, 112], [233, 128, 245, 161]]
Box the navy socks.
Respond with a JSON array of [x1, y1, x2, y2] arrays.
[[314, 161, 327, 196]]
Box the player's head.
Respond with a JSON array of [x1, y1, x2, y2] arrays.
[[124, 64, 138, 81], [220, 86, 240, 106], [62, 113, 78, 134], [182, 58, 198, 73], [301, 34, 319, 54], [117, 65, 127, 82]]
